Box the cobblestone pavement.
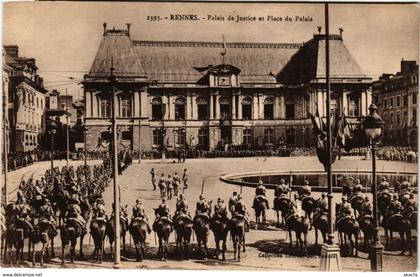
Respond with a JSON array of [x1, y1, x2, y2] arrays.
[[2, 156, 417, 271]]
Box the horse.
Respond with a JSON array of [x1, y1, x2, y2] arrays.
[[301, 196, 316, 225], [382, 213, 412, 255], [90, 217, 107, 263], [349, 194, 364, 218], [193, 213, 211, 260], [129, 218, 149, 262], [357, 214, 374, 251], [60, 218, 86, 264], [153, 216, 173, 261], [106, 216, 128, 258], [312, 207, 328, 245], [273, 197, 291, 227], [173, 214, 193, 260], [10, 218, 34, 264], [229, 215, 246, 261], [253, 195, 268, 229], [210, 214, 229, 260], [30, 217, 57, 266], [283, 203, 310, 255], [335, 204, 360, 257], [377, 192, 392, 220]]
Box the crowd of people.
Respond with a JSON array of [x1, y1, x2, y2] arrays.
[[342, 146, 417, 163]]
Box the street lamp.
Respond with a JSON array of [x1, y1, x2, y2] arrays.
[[364, 103, 384, 272], [49, 127, 56, 177], [83, 125, 89, 169]]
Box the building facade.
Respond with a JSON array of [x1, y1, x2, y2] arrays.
[[83, 24, 372, 153], [3, 45, 47, 152], [372, 60, 418, 146]]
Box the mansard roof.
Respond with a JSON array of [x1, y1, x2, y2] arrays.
[[276, 34, 370, 85]]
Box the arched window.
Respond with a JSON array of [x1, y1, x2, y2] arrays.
[[197, 97, 208, 120], [120, 94, 132, 118], [175, 97, 186, 120], [151, 97, 163, 120], [264, 97, 274, 120], [242, 97, 252, 120]]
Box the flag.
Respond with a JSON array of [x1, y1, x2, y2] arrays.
[[335, 112, 351, 151], [220, 35, 227, 57], [308, 107, 327, 148]]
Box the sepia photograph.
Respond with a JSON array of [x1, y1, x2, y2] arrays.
[[1, 1, 418, 273]]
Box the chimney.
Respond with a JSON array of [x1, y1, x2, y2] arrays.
[[4, 45, 18, 58]]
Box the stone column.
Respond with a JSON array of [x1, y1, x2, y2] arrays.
[[134, 91, 140, 117], [209, 93, 214, 120], [168, 95, 174, 120], [238, 94, 243, 120], [258, 93, 264, 119], [317, 90, 324, 117], [366, 89, 372, 110], [253, 94, 258, 120], [85, 91, 91, 117], [232, 93, 236, 119], [343, 91, 349, 116], [215, 94, 220, 119], [280, 94, 285, 119], [274, 95, 279, 119], [361, 91, 367, 116], [192, 94, 198, 120], [140, 90, 148, 118], [92, 92, 99, 117]]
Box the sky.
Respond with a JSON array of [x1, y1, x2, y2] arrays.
[[3, 2, 419, 99]]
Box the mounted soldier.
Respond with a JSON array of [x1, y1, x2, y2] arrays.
[[336, 196, 353, 225], [291, 193, 303, 217], [275, 179, 290, 198], [111, 202, 128, 231], [232, 194, 249, 232], [195, 195, 211, 220], [389, 194, 403, 215], [38, 198, 57, 235], [360, 197, 373, 216], [15, 196, 34, 230], [253, 180, 269, 209], [155, 198, 172, 225], [174, 194, 191, 220], [132, 198, 151, 233], [300, 180, 311, 199], [400, 177, 411, 193], [228, 191, 238, 216], [319, 193, 328, 213], [93, 198, 107, 220], [213, 197, 227, 220], [33, 180, 46, 210], [378, 176, 390, 193], [66, 194, 87, 233]]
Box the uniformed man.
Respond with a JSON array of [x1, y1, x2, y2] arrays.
[[93, 198, 107, 220], [213, 197, 227, 219], [338, 196, 353, 218], [173, 172, 181, 196], [301, 180, 312, 198], [158, 174, 166, 198], [66, 194, 87, 233], [182, 168, 188, 189], [38, 199, 57, 234], [195, 195, 210, 218], [319, 193, 328, 212], [353, 179, 363, 194], [155, 198, 172, 224], [292, 193, 303, 217], [255, 180, 267, 196], [166, 174, 173, 200], [111, 202, 128, 230], [15, 196, 33, 229], [389, 194, 403, 215], [229, 192, 238, 215], [233, 194, 249, 231], [400, 177, 411, 193], [150, 168, 156, 191], [378, 176, 390, 193], [360, 197, 373, 216], [132, 198, 151, 233]]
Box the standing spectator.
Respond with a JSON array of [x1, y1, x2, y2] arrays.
[[182, 168, 188, 189]]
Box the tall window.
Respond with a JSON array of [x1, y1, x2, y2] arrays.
[[404, 95, 408, 106], [396, 111, 401, 125], [286, 128, 296, 145], [101, 131, 111, 142], [242, 97, 252, 120], [384, 99, 388, 107], [396, 96, 401, 106], [264, 97, 274, 120], [100, 98, 111, 118], [390, 113, 394, 125], [348, 96, 359, 117], [264, 128, 274, 144], [152, 97, 163, 120], [219, 97, 230, 120], [330, 98, 338, 115], [412, 108, 417, 125], [413, 93, 417, 105], [197, 97, 208, 120], [243, 129, 252, 145], [285, 98, 295, 120], [198, 128, 208, 149], [153, 129, 163, 146], [175, 97, 186, 120], [121, 96, 132, 118], [404, 110, 408, 124], [389, 96, 394, 107], [176, 129, 186, 145], [122, 131, 132, 141]]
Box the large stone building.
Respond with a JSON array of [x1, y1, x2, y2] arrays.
[[372, 60, 418, 146], [3, 45, 47, 152], [83, 24, 372, 152]]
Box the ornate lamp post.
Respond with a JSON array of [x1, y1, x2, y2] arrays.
[[364, 103, 384, 271], [49, 124, 57, 176]]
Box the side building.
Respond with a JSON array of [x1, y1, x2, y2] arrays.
[[3, 45, 47, 153], [372, 60, 418, 146], [83, 24, 372, 153]]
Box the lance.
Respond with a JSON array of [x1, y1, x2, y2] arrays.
[[201, 179, 205, 195], [289, 171, 293, 199]]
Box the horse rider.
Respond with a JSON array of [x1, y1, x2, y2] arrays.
[[254, 180, 269, 210], [292, 193, 304, 217], [360, 196, 373, 216], [232, 194, 250, 232], [213, 197, 228, 220], [38, 199, 57, 235], [406, 194, 417, 210], [112, 202, 129, 230], [155, 198, 172, 225], [336, 196, 353, 224], [319, 193, 328, 213], [195, 195, 211, 220], [174, 194, 192, 220], [132, 198, 152, 233], [275, 179, 290, 198], [33, 180, 47, 207], [93, 198, 107, 220], [349, 180, 363, 201], [229, 192, 238, 216], [66, 194, 87, 233], [378, 176, 390, 193], [182, 168, 188, 189], [166, 174, 173, 200], [400, 177, 411, 192], [14, 196, 33, 230], [16, 180, 27, 202], [158, 173, 166, 198], [389, 194, 403, 215], [300, 180, 312, 198]]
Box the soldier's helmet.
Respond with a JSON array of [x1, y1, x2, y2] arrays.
[[217, 197, 222, 203], [381, 176, 387, 182], [280, 179, 285, 184], [342, 196, 347, 202], [403, 177, 408, 182], [258, 180, 263, 185], [199, 195, 205, 200], [233, 191, 237, 196], [355, 179, 361, 184], [364, 196, 369, 201], [136, 198, 140, 204], [162, 198, 166, 203], [321, 193, 326, 198], [304, 180, 309, 185], [237, 194, 243, 199]]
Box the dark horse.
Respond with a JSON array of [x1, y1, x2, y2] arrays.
[[193, 213, 211, 260], [377, 192, 391, 221], [90, 217, 107, 263], [357, 214, 374, 251], [253, 195, 268, 229], [229, 215, 246, 261], [30, 218, 57, 266], [382, 213, 412, 255], [106, 216, 128, 258], [9, 218, 33, 264], [210, 214, 229, 260], [335, 204, 360, 257], [61, 218, 86, 264], [129, 218, 149, 262], [153, 216, 173, 261], [273, 197, 291, 227], [173, 214, 193, 260], [284, 203, 310, 254], [301, 196, 316, 225], [312, 206, 328, 245]]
